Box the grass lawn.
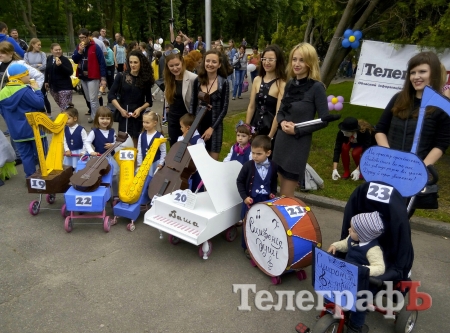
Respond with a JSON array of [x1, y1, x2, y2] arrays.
[[222, 81, 450, 223]]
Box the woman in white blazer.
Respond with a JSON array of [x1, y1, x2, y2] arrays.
[[163, 49, 197, 146]]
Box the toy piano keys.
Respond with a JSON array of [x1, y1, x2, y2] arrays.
[[244, 196, 322, 285], [143, 144, 243, 259]]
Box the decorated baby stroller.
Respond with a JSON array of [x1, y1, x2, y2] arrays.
[[295, 181, 419, 333]]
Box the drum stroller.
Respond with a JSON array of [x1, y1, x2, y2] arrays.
[[296, 181, 419, 333]]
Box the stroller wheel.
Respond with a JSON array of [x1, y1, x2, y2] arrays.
[[395, 307, 418, 333], [312, 314, 340, 333], [270, 276, 281, 285]]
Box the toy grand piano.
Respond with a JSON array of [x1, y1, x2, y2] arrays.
[[143, 144, 243, 259]]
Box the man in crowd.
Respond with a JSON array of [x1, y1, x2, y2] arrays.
[[170, 24, 191, 53], [99, 28, 108, 42], [92, 31, 107, 56], [0, 22, 25, 57], [193, 36, 206, 50], [72, 28, 107, 123], [10, 29, 28, 52]]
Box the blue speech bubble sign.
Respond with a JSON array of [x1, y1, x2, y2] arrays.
[[360, 146, 427, 197]]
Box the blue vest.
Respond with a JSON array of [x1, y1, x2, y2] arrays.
[[251, 163, 271, 200], [190, 134, 201, 145], [231, 144, 251, 165], [65, 126, 84, 151], [141, 131, 162, 162], [345, 237, 379, 267], [92, 128, 115, 155]]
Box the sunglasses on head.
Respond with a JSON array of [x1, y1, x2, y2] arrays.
[[164, 49, 180, 56]]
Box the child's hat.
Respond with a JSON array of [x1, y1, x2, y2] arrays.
[[7, 63, 29, 79], [351, 211, 384, 243]]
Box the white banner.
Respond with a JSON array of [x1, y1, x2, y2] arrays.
[[350, 41, 450, 109]]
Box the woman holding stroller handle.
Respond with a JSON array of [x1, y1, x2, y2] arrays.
[[272, 42, 329, 197], [375, 51, 450, 214]]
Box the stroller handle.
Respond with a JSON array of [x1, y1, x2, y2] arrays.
[[369, 277, 383, 288]]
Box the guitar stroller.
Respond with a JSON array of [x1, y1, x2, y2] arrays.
[[296, 181, 419, 333]]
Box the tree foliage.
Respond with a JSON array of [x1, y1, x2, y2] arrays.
[[0, 0, 448, 85]]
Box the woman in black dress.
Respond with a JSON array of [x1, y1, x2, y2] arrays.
[[190, 49, 230, 160], [108, 50, 154, 147], [246, 44, 286, 145]]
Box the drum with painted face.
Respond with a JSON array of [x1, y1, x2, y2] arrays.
[[244, 196, 322, 277]]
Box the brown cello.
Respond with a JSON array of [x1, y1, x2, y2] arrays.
[[148, 92, 210, 200], [70, 132, 128, 192]]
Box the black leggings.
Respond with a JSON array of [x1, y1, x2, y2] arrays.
[[167, 112, 186, 147], [42, 85, 51, 114]]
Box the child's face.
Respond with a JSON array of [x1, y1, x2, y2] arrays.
[[180, 122, 190, 136], [21, 74, 30, 84], [98, 117, 111, 129], [251, 147, 271, 164], [143, 116, 157, 132], [236, 132, 250, 147], [349, 222, 359, 242], [66, 115, 76, 127]]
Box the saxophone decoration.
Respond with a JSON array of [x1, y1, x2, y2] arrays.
[[115, 137, 167, 204]]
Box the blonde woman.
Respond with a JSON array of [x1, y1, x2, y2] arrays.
[[272, 43, 329, 197], [24, 38, 51, 115]]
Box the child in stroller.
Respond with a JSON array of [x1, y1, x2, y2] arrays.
[[296, 181, 416, 333], [328, 211, 385, 333]]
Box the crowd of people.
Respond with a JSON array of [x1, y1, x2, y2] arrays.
[[1, 20, 450, 333]]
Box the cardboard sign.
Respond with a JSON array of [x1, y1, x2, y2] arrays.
[[172, 189, 197, 210], [360, 146, 427, 197], [313, 247, 361, 312]]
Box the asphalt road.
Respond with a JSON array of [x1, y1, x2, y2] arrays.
[[1, 88, 449, 333]]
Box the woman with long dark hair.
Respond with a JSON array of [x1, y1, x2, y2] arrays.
[[190, 49, 229, 160], [246, 44, 286, 144], [163, 49, 197, 146], [108, 50, 154, 147], [375, 51, 450, 215]]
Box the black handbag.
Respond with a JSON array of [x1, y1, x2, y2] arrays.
[[233, 59, 241, 70], [414, 184, 439, 209]]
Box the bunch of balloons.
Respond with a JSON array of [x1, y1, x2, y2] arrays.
[[342, 29, 362, 49], [327, 95, 344, 111]]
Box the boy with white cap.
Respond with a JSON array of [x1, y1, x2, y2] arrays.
[[328, 211, 385, 333]]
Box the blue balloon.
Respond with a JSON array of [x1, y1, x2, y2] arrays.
[[351, 40, 360, 49], [342, 39, 351, 48], [353, 30, 363, 40], [343, 29, 353, 39]]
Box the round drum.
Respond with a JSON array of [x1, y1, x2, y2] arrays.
[[244, 196, 322, 277]]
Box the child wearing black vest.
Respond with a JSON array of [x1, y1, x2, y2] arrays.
[[328, 211, 385, 333], [85, 106, 119, 195], [177, 113, 205, 191], [223, 120, 252, 165], [63, 106, 88, 168], [236, 135, 278, 256], [137, 111, 166, 176]]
